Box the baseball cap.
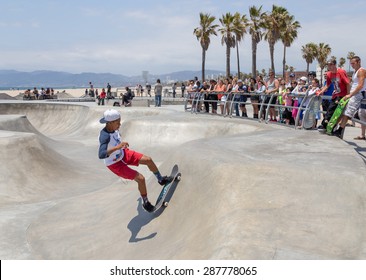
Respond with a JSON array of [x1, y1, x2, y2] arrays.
[[238, 79, 243, 83], [289, 73, 295, 77], [99, 109, 121, 123], [300, 76, 307, 82]]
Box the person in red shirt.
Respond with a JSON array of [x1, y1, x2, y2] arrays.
[[316, 59, 350, 131], [98, 88, 107, 105]]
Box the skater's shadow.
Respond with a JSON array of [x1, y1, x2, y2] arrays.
[[127, 180, 179, 243], [127, 198, 157, 243]]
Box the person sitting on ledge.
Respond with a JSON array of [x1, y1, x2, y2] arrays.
[[122, 87, 134, 106]]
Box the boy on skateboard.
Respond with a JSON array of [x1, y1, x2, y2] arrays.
[[98, 109, 171, 212]]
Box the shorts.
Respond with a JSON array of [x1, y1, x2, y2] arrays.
[[282, 108, 292, 120], [344, 93, 364, 118], [264, 96, 277, 108], [250, 95, 260, 102], [107, 148, 143, 180], [239, 95, 248, 103]]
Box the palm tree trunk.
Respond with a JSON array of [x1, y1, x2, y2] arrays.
[[226, 44, 231, 78], [202, 48, 206, 82], [320, 67, 324, 85], [270, 42, 275, 72], [252, 38, 257, 78], [236, 41, 240, 79], [282, 45, 286, 78]]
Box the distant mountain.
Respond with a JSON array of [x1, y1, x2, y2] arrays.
[[0, 70, 130, 88], [0, 69, 224, 88]]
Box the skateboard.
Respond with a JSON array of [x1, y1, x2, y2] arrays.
[[154, 164, 181, 211], [326, 98, 349, 135], [303, 95, 321, 129]]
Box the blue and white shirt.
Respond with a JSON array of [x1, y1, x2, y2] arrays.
[[98, 128, 124, 166]]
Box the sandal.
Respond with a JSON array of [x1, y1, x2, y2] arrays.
[[354, 136, 366, 140]]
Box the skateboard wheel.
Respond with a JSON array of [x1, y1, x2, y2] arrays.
[[176, 175, 181, 181], [163, 202, 169, 207]]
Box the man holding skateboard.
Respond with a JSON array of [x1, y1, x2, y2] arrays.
[[333, 56, 366, 138], [98, 109, 172, 212], [316, 59, 350, 132]]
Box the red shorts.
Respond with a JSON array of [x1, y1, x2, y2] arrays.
[[107, 149, 143, 180]]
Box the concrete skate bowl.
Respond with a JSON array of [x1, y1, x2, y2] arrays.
[[0, 102, 366, 260]]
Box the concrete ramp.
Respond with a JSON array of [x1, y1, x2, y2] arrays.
[[0, 102, 366, 259]]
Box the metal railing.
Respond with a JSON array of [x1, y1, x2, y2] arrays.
[[184, 91, 366, 130]]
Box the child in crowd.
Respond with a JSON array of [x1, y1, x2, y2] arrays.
[[282, 87, 295, 125]]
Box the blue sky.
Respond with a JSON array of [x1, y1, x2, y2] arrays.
[[0, 0, 364, 76]]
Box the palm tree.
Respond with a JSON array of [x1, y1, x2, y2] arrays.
[[193, 13, 218, 82], [263, 5, 289, 73], [301, 43, 317, 73], [315, 42, 332, 84], [347, 51, 355, 73], [218, 13, 240, 77], [280, 14, 301, 77], [233, 12, 249, 79], [248, 5, 266, 78], [339, 57, 346, 69]]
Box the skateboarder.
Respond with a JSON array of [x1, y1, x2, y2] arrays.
[[98, 109, 171, 212], [333, 56, 366, 138]]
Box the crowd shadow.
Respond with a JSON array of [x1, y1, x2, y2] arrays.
[[345, 140, 366, 164]]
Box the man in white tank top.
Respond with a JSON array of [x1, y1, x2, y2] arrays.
[[333, 56, 366, 138], [265, 70, 280, 121]]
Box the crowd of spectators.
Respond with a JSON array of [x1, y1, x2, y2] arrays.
[[23, 87, 56, 100], [184, 73, 318, 124], [184, 63, 365, 139]]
